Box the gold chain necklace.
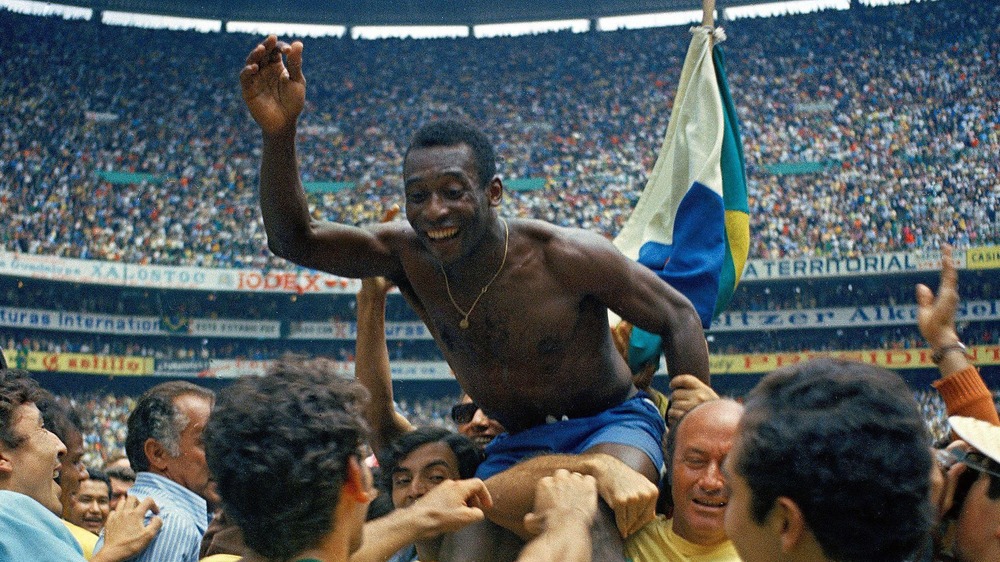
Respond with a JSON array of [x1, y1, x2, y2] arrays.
[[439, 217, 509, 329]]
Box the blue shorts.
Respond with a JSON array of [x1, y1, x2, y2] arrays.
[[475, 391, 666, 480]]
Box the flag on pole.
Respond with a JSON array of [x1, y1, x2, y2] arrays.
[[613, 26, 749, 372]]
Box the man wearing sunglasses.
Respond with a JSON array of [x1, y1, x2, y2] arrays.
[[450, 397, 504, 450], [935, 417, 1000, 562]]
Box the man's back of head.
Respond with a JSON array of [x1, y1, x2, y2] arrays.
[[725, 358, 933, 562], [205, 356, 373, 561]]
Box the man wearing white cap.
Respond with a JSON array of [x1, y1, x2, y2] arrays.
[[938, 416, 1000, 562]]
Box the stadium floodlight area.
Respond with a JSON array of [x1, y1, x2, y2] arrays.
[[0, 0, 90, 19], [598, 9, 705, 31], [1, 0, 938, 36], [227, 21, 347, 38], [725, 0, 850, 19], [474, 19, 590, 38], [860, 0, 929, 5], [351, 25, 469, 40], [102, 10, 221, 32]]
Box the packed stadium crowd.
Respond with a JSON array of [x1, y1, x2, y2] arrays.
[[1, 0, 998, 272], [5, 317, 997, 360], [1, 0, 998, 560], [2, 262, 998, 361]]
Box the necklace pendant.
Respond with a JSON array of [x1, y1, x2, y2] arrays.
[[459, 318, 470, 329]]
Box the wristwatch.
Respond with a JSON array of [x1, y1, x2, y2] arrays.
[[931, 342, 967, 365]]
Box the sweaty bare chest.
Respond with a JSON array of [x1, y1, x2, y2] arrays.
[[430, 289, 582, 366]]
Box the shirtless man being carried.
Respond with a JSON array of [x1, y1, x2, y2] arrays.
[[241, 35, 710, 560]]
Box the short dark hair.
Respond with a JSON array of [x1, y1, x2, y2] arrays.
[[405, 119, 497, 188], [735, 358, 933, 562], [104, 465, 136, 484], [0, 369, 45, 449], [86, 468, 112, 500], [379, 426, 483, 493], [204, 357, 370, 560], [36, 394, 82, 445], [126, 381, 214, 473]]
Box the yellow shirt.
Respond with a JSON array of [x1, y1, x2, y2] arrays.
[[62, 520, 98, 560], [625, 516, 741, 562], [199, 556, 242, 562]]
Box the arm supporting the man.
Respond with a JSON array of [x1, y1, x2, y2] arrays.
[[482, 452, 657, 539], [355, 277, 413, 458], [516, 470, 598, 562], [351, 479, 492, 562]]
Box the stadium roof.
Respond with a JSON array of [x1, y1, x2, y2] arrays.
[[54, 0, 773, 26]]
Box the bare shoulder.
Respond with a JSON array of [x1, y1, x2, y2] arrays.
[[515, 219, 613, 255], [515, 219, 624, 286], [370, 217, 416, 242]]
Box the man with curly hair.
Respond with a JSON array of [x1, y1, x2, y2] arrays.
[[205, 357, 494, 562]]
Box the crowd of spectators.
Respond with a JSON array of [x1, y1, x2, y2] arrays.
[[710, 323, 1000, 354], [52, 387, 992, 469], [1, 0, 997, 271], [2, 331, 447, 362], [4, 267, 998, 321], [8, 317, 996, 362], [55, 391, 456, 467]]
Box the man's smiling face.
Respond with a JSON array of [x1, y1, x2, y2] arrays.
[[0, 402, 67, 515], [670, 399, 742, 547], [403, 143, 498, 266]]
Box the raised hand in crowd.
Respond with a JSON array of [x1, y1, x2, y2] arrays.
[[916, 245, 968, 372]]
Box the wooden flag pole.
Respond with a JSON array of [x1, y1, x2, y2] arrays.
[[703, 0, 715, 27]]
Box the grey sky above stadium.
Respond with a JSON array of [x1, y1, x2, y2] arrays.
[[49, 0, 795, 26]]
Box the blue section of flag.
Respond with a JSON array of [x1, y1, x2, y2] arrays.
[[616, 27, 749, 375], [636, 181, 725, 328]]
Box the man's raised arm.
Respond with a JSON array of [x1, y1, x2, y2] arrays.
[[241, 35, 399, 278]]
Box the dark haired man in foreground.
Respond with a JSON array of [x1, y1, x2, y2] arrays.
[[723, 358, 934, 562], [205, 357, 493, 562]]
